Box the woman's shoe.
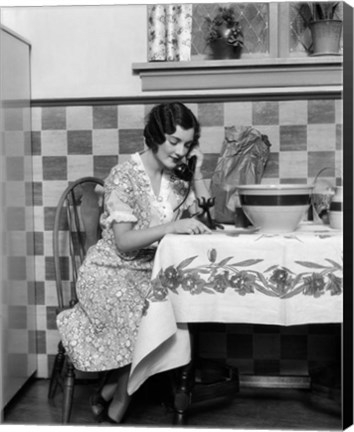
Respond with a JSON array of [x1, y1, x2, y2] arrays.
[[98, 409, 123, 425], [98, 402, 127, 425], [89, 392, 110, 422], [100, 414, 119, 425]]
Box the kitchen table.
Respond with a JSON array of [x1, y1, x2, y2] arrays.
[[128, 222, 343, 395]]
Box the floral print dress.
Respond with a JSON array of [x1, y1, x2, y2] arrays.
[[56, 152, 195, 372]]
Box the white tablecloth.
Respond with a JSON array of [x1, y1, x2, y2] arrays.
[[128, 223, 343, 394]]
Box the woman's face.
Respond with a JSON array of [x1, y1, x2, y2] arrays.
[[156, 125, 195, 170]]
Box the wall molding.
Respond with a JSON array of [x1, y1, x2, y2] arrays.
[[132, 56, 343, 95], [31, 88, 341, 108], [31, 56, 342, 107]]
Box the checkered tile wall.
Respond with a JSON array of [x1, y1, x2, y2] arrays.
[[30, 99, 342, 378], [3, 139, 38, 393]]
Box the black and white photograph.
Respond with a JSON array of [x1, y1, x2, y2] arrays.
[[0, 1, 353, 430]]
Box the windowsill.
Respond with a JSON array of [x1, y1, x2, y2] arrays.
[[132, 56, 343, 95]]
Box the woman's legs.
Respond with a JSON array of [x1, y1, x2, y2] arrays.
[[106, 365, 132, 422], [100, 369, 119, 401], [93, 365, 131, 423], [90, 370, 116, 420]]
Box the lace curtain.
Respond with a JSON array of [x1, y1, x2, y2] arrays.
[[148, 4, 192, 61]]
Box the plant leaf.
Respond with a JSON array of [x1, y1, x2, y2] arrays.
[[231, 258, 264, 267], [281, 284, 305, 299], [295, 260, 330, 269], [177, 256, 198, 270], [217, 256, 233, 266], [325, 258, 342, 270], [253, 271, 269, 286], [282, 266, 294, 274], [202, 287, 215, 294], [265, 265, 278, 273], [168, 286, 179, 294], [254, 283, 278, 297], [291, 272, 308, 288]]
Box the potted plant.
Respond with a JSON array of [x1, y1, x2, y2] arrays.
[[300, 2, 342, 55], [204, 7, 244, 60]]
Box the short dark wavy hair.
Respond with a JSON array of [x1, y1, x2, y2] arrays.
[[144, 102, 200, 153]]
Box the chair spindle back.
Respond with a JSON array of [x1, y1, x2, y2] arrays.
[[53, 177, 104, 310]]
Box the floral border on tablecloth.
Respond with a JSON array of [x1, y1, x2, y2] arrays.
[[143, 248, 342, 314]]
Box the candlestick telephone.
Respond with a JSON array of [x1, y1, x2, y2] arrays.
[[173, 155, 197, 182], [172, 151, 222, 230]]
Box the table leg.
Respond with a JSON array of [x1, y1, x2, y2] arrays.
[[172, 324, 239, 425], [173, 361, 195, 425]]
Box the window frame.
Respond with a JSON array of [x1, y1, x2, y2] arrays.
[[132, 2, 343, 95]]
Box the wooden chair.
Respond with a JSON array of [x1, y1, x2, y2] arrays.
[[48, 177, 105, 423]]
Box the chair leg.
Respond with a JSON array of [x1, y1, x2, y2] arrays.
[[48, 340, 66, 399], [62, 359, 76, 424]]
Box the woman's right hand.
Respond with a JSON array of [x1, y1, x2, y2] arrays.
[[167, 217, 211, 235]]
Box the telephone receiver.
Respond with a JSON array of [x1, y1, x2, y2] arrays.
[[173, 155, 197, 182]]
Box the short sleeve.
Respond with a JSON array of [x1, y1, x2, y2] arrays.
[[104, 165, 138, 227]]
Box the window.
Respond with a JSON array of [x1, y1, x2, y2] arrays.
[[190, 2, 343, 60], [191, 3, 270, 59], [288, 2, 343, 55], [133, 2, 343, 93]]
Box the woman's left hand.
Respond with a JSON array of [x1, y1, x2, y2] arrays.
[[188, 146, 204, 173]]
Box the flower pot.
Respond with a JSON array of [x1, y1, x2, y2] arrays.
[[309, 20, 342, 56], [209, 39, 242, 60]]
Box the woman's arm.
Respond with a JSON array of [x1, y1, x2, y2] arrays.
[[109, 147, 213, 254], [113, 217, 211, 253]]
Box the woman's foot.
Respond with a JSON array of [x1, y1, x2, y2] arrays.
[[104, 394, 131, 424], [90, 371, 121, 422], [92, 365, 132, 424], [106, 365, 132, 423], [99, 411, 121, 425], [95, 398, 130, 425], [89, 392, 110, 422]]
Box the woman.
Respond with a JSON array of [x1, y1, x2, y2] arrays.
[[56, 102, 211, 424]]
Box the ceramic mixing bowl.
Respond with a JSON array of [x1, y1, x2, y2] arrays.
[[236, 184, 314, 233]]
